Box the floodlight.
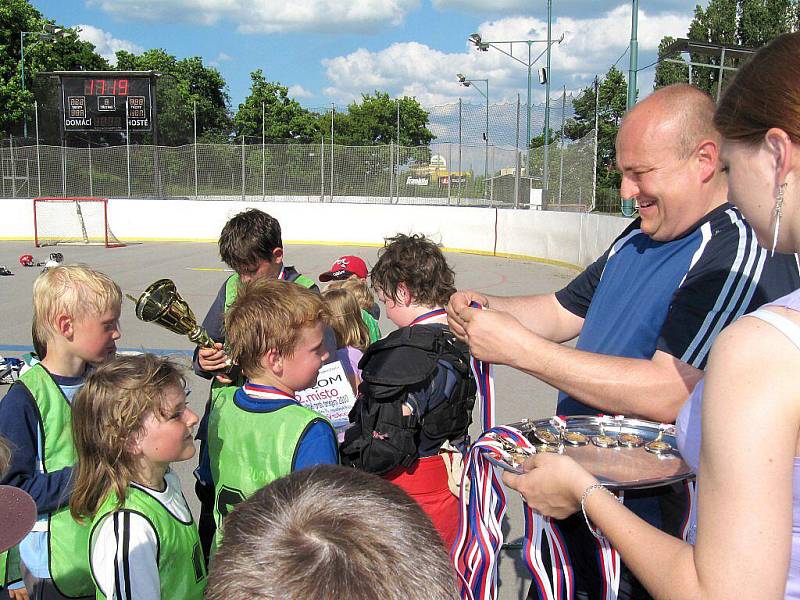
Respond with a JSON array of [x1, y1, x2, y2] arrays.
[[538, 67, 548, 84], [469, 33, 488, 51], [456, 73, 466, 82]]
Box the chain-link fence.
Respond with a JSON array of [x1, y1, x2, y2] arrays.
[[0, 133, 597, 208], [1, 90, 599, 209]]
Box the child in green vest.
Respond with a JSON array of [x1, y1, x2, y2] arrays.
[[207, 278, 339, 552], [70, 354, 206, 600], [0, 265, 122, 600], [191, 208, 320, 559]]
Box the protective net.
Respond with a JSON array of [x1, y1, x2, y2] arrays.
[[33, 197, 123, 247]]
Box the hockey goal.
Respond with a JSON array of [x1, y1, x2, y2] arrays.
[[33, 197, 124, 248]]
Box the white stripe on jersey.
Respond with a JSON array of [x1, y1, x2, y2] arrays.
[[680, 209, 763, 367], [91, 471, 192, 600]]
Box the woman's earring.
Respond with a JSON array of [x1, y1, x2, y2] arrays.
[[771, 183, 787, 256]]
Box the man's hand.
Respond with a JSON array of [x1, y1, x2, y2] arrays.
[[198, 343, 233, 384], [454, 305, 531, 366], [446, 290, 490, 341]]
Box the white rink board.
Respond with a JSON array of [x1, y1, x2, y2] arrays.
[[1, 198, 630, 268]]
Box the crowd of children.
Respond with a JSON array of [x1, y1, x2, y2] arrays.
[[0, 209, 471, 599]]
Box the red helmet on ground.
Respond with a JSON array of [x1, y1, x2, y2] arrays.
[[19, 254, 34, 267]]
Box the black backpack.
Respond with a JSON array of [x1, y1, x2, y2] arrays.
[[340, 325, 476, 475]]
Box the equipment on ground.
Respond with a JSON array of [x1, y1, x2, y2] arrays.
[[33, 197, 123, 248]]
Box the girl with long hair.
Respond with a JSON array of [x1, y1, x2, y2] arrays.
[[70, 354, 205, 600]]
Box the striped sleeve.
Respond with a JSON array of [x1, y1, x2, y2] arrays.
[[658, 208, 767, 369], [91, 510, 161, 600]]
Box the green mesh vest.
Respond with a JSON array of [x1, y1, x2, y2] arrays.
[[17, 364, 93, 598], [207, 386, 330, 550], [223, 271, 316, 313], [90, 485, 206, 600], [211, 271, 317, 397]]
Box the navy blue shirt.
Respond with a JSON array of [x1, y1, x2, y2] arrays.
[[555, 203, 800, 416], [0, 372, 84, 513]]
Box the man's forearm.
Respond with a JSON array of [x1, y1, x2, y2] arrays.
[[511, 331, 700, 422], [485, 293, 582, 343]]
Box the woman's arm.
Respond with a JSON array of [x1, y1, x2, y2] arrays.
[[505, 315, 798, 599]]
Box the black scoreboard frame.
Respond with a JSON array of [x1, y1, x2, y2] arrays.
[[50, 70, 157, 134]]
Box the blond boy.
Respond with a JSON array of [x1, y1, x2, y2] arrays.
[[205, 278, 337, 551], [0, 266, 121, 600]]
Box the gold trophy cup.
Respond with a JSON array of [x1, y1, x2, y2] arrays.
[[128, 279, 216, 349]]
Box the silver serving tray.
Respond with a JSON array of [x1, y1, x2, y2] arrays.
[[486, 416, 695, 490]]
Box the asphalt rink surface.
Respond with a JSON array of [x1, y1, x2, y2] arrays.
[[0, 239, 581, 600]]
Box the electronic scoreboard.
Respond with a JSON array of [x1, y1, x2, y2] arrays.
[[59, 72, 153, 132]]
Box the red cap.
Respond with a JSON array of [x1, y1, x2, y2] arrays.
[[319, 255, 368, 282]]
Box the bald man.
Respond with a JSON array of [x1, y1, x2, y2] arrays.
[[448, 84, 800, 599]]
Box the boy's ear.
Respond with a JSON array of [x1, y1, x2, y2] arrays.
[[396, 283, 412, 307], [55, 313, 74, 338], [271, 247, 284, 265], [261, 348, 283, 374]]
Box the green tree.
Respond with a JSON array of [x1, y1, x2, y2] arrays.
[[233, 69, 319, 143], [1, 0, 108, 136], [655, 0, 799, 95], [115, 48, 231, 144], [334, 92, 434, 147], [563, 66, 627, 190]]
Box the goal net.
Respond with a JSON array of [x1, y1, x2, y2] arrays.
[[33, 197, 124, 248]]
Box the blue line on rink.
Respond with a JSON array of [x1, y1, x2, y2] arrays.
[[0, 344, 193, 356]]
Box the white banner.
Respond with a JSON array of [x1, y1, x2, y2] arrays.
[[295, 361, 356, 430]]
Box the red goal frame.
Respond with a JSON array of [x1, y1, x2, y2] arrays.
[[33, 197, 124, 248]]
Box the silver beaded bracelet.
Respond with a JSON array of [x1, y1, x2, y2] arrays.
[[580, 482, 614, 540]]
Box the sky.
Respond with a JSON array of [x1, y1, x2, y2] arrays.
[[31, 0, 706, 113]]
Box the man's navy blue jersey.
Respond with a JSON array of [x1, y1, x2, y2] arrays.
[[555, 203, 800, 417]]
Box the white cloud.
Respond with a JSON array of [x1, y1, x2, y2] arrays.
[[288, 84, 314, 99], [87, 0, 419, 33], [322, 4, 690, 106], [75, 24, 142, 64]]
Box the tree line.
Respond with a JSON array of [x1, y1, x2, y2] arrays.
[[1, 0, 435, 147]]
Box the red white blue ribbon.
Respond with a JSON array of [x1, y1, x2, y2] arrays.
[[453, 426, 524, 600], [410, 308, 448, 326], [242, 383, 295, 400], [467, 302, 495, 432]]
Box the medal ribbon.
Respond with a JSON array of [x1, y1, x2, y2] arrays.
[[242, 383, 295, 401], [453, 426, 528, 600], [467, 302, 495, 432], [277, 266, 286, 280], [410, 308, 448, 326]]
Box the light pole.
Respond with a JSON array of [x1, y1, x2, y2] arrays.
[[457, 73, 489, 197], [20, 25, 64, 139], [468, 32, 563, 163], [627, 0, 639, 110]]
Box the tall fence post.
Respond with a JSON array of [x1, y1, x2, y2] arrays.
[[320, 134, 325, 202], [457, 98, 462, 206], [330, 103, 335, 202], [591, 76, 600, 212], [35, 100, 41, 197], [9, 136, 16, 199], [193, 101, 198, 199], [241, 135, 246, 202], [62, 138, 67, 198], [389, 140, 394, 203], [447, 142, 452, 206], [558, 85, 566, 210], [126, 100, 131, 198], [261, 102, 265, 200], [88, 144, 93, 198]]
